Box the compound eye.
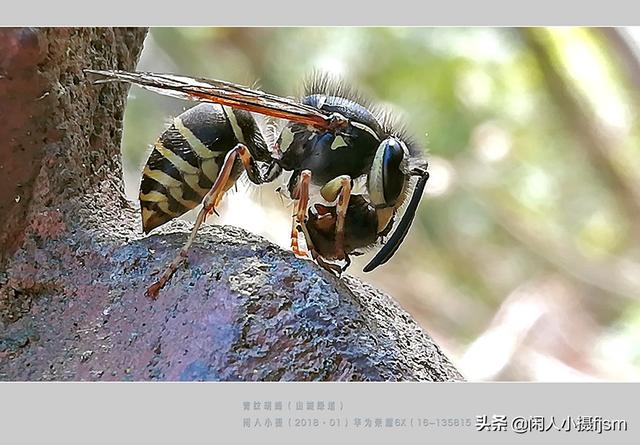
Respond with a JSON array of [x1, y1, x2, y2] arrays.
[[382, 139, 405, 206], [368, 138, 406, 207]]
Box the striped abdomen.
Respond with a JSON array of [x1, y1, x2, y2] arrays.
[[139, 103, 258, 233]]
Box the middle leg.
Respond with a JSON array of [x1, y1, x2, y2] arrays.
[[290, 170, 312, 257]]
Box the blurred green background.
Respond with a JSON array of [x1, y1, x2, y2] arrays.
[[121, 27, 640, 381]]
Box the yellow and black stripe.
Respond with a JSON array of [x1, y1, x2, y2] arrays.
[[139, 102, 256, 233]]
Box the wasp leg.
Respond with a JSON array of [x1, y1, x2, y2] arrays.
[[289, 171, 345, 276], [319, 175, 352, 259], [312, 251, 343, 275], [146, 143, 265, 299], [290, 170, 312, 257], [341, 254, 351, 272], [295, 218, 342, 275]]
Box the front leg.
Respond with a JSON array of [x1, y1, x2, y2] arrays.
[[319, 175, 352, 258]]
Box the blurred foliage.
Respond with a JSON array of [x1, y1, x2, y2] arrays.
[[120, 27, 640, 381]]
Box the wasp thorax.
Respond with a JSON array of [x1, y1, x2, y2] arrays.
[[368, 137, 408, 208]]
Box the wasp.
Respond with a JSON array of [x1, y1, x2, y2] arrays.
[[86, 70, 430, 298]]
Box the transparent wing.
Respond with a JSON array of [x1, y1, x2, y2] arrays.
[[85, 69, 339, 130]]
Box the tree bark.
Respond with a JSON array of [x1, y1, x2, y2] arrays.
[[0, 27, 463, 381]]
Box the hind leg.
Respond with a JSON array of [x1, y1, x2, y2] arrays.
[[146, 143, 269, 299]]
